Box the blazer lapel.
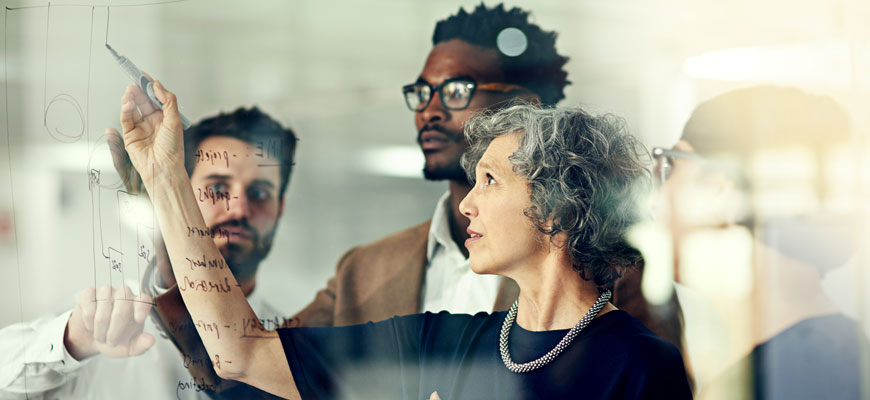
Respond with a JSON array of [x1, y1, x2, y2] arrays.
[[391, 221, 429, 316]]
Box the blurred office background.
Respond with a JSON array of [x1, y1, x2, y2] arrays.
[[1, 0, 868, 393]]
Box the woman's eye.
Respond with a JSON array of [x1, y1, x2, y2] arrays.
[[484, 174, 496, 186]]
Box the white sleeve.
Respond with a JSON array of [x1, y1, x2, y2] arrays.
[[0, 310, 89, 398]]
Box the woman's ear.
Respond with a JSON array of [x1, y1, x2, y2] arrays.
[[549, 231, 570, 249], [545, 216, 569, 250]]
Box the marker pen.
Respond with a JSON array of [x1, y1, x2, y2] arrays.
[[106, 43, 192, 129]]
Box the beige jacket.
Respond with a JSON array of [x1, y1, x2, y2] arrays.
[[291, 220, 520, 327]]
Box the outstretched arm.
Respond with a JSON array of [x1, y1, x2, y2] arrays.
[[118, 82, 299, 399]]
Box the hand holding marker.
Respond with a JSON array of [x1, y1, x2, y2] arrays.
[[106, 43, 192, 129]]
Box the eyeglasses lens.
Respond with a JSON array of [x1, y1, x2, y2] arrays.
[[404, 85, 431, 111], [442, 81, 474, 109]]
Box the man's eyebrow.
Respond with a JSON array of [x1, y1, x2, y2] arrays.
[[416, 75, 476, 85], [203, 174, 231, 181], [250, 179, 275, 189], [446, 74, 475, 82]]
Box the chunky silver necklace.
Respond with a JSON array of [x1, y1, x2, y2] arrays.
[[499, 289, 612, 373]]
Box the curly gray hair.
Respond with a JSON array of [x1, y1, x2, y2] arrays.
[[461, 104, 650, 286]]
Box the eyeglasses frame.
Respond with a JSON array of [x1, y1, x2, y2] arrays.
[[651, 147, 707, 185], [402, 78, 531, 112]]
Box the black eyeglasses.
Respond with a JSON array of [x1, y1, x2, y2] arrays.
[[651, 147, 705, 185], [402, 78, 530, 112]]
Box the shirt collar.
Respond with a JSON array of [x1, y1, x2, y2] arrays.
[[427, 190, 457, 262]]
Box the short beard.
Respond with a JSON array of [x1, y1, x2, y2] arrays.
[[215, 222, 276, 287], [222, 247, 258, 286], [418, 124, 470, 183], [422, 162, 469, 182]]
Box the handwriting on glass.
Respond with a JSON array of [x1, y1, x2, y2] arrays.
[[184, 255, 227, 271], [176, 376, 221, 397], [197, 186, 232, 211], [187, 225, 231, 240], [192, 141, 284, 169], [195, 319, 221, 340], [194, 149, 230, 168], [138, 245, 151, 263], [180, 276, 233, 294]]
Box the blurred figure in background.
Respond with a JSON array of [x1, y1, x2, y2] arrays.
[[654, 85, 865, 399]]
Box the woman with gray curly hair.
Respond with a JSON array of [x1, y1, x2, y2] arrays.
[[118, 81, 691, 399], [460, 104, 649, 286]]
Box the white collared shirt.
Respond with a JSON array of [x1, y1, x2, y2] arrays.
[[0, 287, 281, 400], [420, 191, 502, 315]]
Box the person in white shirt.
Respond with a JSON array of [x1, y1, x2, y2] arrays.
[[0, 107, 298, 399]]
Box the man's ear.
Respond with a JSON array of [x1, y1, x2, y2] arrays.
[[707, 171, 749, 227], [521, 92, 542, 106]]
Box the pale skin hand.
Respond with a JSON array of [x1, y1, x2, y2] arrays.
[[105, 72, 159, 196], [118, 82, 298, 399], [62, 90, 163, 360], [106, 126, 174, 286], [64, 285, 153, 360], [106, 127, 145, 195], [119, 82, 186, 178]]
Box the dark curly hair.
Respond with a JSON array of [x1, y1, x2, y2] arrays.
[[433, 3, 570, 107], [183, 107, 299, 199], [462, 104, 650, 286]]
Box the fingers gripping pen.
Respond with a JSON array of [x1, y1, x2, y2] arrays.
[[106, 43, 192, 129]]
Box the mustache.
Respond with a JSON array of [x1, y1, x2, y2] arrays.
[[417, 124, 462, 144], [211, 219, 257, 241]]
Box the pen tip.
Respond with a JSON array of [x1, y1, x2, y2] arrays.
[[105, 43, 119, 57]]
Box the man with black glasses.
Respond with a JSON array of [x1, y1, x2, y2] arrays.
[[290, 3, 571, 326]]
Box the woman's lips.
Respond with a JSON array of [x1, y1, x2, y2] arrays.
[[465, 228, 483, 248]]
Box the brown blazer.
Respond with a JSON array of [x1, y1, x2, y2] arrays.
[[290, 220, 520, 327]]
